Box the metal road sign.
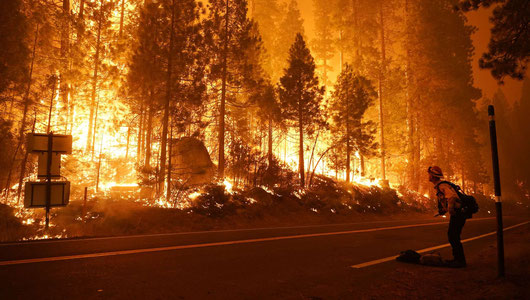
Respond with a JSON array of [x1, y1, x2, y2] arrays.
[[37, 152, 61, 178], [25, 132, 73, 228], [24, 181, 70, 208], [27, 133, 72, 154]]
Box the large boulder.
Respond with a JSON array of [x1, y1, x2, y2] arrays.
[[170, 137, 215, 186]]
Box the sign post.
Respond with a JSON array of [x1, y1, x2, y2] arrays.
[[488, 105, 504, 277], [45, 132, 53, 228]]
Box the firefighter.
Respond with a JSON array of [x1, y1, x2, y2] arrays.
[[428, 166, 467, 268]]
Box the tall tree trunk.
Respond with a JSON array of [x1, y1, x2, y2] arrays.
[[159, 0, 175, 195], [145, 91, 154, 167], [346, 93, 351, 182], [119, 0, 125, 38], [413, 111, 421, 190], [86, 0, 103, 153], [166, 119, 173, 202], [298, 93, 305, 187], [404, 0, 417, 190], [91, 99, 100, 161], [339, 30, 343, 72], [60, 0, 70, 134], [218, 0, 229, 180], [461, 164, 466, 191], [125, 126, 131, 159], [378, 1, 387, 182], [268, 116, 273, 166], [360, 155, 365, 177], [137, 99, 144, 164], [46, 76, 57, 133], [79, 0, 85, 19], [308, 134, 318, 175]]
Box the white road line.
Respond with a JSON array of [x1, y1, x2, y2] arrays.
[[1, 217, 496, 246], [0, 218, 494, 266], [350, 220, 530, 269]]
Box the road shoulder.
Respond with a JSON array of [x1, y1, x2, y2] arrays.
[[362, 222, 530, 299]]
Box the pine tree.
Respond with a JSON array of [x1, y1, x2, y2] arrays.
[[459, 0, 530, 82], [329, 64, 377, 182], [279, 34, 325, 187]]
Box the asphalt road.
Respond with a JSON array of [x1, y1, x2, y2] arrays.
[[1, 216, 528, 299]]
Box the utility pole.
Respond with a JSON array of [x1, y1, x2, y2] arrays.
[[488, 105, 504, 277]]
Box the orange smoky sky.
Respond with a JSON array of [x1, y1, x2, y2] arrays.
[[294, 0, 525, 104]]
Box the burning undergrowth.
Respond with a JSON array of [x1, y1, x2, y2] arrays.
[[1, 175, 525, 243]]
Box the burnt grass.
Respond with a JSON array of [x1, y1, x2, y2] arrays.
[[0, 175, 527, 242]]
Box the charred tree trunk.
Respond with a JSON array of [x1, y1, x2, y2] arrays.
[[86, 0, 103, 153]]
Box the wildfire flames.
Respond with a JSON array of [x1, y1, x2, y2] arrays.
[[4, 0, 519, 242]]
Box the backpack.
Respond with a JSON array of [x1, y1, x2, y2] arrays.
[[436, 181, 479, 218], [396, 250, 421, 264]]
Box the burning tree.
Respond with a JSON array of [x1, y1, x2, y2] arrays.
[[279, 34, 325, 187]]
